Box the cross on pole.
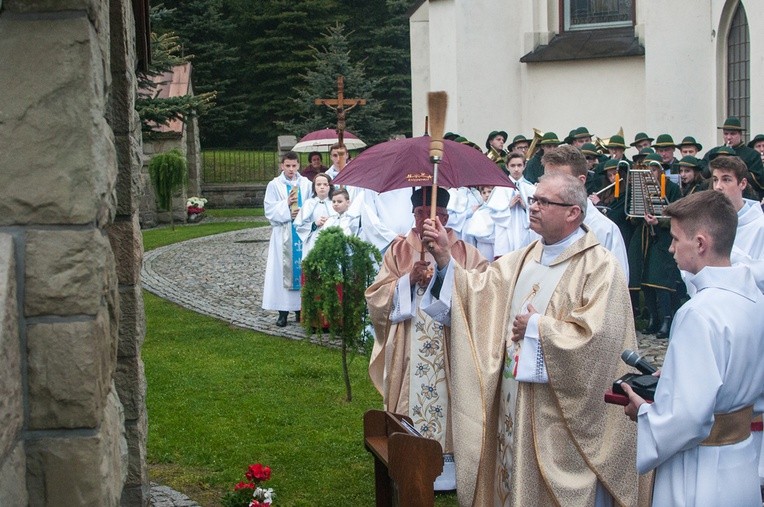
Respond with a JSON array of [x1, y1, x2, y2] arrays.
[[314, 75, 366, 150]]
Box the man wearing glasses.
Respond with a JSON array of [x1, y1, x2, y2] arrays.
[[421, 172, 646, 506]]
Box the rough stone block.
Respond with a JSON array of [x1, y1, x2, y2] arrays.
[[26, 387, 127, 506], [0, 235, 23, 458], [107, 213, 144, 285], [117, 283, 146, 358], [4, 0, 101, 14], [0, 16, 117, 226], [25, 228, 116, 317], [108, 0, 137, 75], [114, 355, 145, 422], [27, 310, 114, 429], [0, 442, 28, 507], [123, 409, 147, 487]]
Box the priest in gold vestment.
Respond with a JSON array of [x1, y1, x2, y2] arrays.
[[367, 187, 487, 490], [422, 173, 649, 506]]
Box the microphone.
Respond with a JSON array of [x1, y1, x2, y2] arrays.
[[621, 349, 657, 376]]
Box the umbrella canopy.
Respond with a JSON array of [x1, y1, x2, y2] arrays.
[[332, 136, 514, 192], [292, 129, 366, 152]]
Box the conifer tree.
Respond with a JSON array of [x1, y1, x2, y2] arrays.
[[277, 23, 394, 145]]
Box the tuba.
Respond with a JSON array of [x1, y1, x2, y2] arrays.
[[593, 126, 625, 155], [525, 128, 544, 160]]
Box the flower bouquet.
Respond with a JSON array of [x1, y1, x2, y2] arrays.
[[221, 463, 275, 507], [186, 196, 208, 222]]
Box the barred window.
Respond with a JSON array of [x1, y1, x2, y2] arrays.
[[563, 0, 634, 31], [727, 3, 750, 132]]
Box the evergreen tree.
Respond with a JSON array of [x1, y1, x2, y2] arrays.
[[137, 6, 216, 137], [277, 23, 394, 145], [152, 0, 244, 147], [231, 0, 342, 146]]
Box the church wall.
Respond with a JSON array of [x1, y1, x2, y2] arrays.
[[0, 0, 148, 504], [410, 0, 762, 153], [410, 2, 431, 135]]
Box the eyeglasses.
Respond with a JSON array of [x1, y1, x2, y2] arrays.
[[528, 196, 577, 208], [585, 156, 597, 161]]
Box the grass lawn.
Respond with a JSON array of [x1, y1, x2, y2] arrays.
[[206, 208, 264, 218], [142, 222, 459, 506], [142, 221, 263, 251]]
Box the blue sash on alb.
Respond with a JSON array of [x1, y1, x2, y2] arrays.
[[286, 184, 303, 290]]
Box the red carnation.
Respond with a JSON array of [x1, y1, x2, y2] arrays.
[[234, 481, 255, 491], [245, 463, 271, 482]]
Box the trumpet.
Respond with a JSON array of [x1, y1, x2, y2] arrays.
[[592, 127, 625, 155], [525, 128, 544, 160]]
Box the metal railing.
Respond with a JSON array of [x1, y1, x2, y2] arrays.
[[202, 149, 281, 183]]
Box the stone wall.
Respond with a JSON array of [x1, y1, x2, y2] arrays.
[[0, 0, 148, 505], [201, 183, 268, 209]]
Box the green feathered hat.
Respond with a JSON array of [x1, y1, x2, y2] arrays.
[[653, 134, 677, 148], [486, 130, 508, 150], [678, 155, 702, 169], [539, 132, 561, 146], [718, 117, 744, 131], [606, 135, 627, 149], [678, 136, 703, 151], [630, 132, 654, 147]]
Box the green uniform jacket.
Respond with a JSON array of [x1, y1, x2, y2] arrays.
[[627, 180, 682, 291], [523, 150, 544, 184]]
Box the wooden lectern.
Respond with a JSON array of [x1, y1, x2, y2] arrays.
[[363, 410, 443, 507]]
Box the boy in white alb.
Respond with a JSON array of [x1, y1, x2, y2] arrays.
[[623, 190, 764, 506], [462, 186, 497, 260], [322, 188, 359, 237], [263, 151, 313, 327], [494, 152, 537, 256]]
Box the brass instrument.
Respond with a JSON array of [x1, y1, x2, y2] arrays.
[[625, 161, 669, 218], [593, 126, 625, 155], [524, 128, 544, 160]]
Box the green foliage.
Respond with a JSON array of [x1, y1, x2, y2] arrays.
[[148, 149, 188, 215], [151, 0, 245, 147], [276, 23, 395, 145], [136, 7, 217, 137], [301, 227, 381, 401]]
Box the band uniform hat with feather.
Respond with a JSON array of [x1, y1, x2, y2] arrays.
[[748, 134, 764, 149], [678, 136, 703, 151], [630, 132, 654, 147], [603, 158, 622, 171], [564, 129, 577, 145], [606, 135, 627, 149], [644, 153, 664, 165], [718, 116, 744, 131], [508, 134, 529, 151], [653, 134, 677, 148], [633, 147, 655, 162], [486, 130, 508, 150], [411, 186, 451, 209], [678, 155, 702, 170], [539, 132, 562, 146], [574, 126, 593, 139], [709, 145, 736, 160], [581, 143, 599, 157]]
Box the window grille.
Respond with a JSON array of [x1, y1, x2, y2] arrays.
[[563, 0, 633, 31], [727, 3, 750, 132]]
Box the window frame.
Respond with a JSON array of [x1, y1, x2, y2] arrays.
[[560, 0, 636, 32]]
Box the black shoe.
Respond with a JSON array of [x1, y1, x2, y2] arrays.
[[295, 311, 301, 323], [276, 311, 288, 327], [656, 317, 671, 339], [644, 315, 659, 334]]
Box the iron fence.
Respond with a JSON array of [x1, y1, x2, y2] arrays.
[[202, 149, 281, 183]]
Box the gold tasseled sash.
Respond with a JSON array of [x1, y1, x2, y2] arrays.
[[700, 405, 753, 446]]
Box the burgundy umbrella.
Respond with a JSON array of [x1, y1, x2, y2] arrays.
[[332, 136, 514, 191]]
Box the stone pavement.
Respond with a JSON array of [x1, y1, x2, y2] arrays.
[[141, 222, 669, 505]]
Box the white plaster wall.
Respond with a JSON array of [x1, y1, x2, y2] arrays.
[[410, 2, 431, 135], [409, 0, 761, 154]]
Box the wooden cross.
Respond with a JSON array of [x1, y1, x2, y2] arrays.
[[314, 75, 366, 149]]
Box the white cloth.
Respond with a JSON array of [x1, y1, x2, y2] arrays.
[[462, 203, 496, 260], [446, 187, 482, 239], [735, 199, 764, 259], [325, 165, 364, 220], [322, 212, 359, 238], [493, 178, 538, 256], [358, 189, 415, 252], [636, 265, 764, 506], [294, 197, 336, 258], [261, 173, 312, 311], [584, 199, 629, 279]]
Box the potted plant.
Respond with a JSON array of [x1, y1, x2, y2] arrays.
[[186, 196, 207, 222], [148, 148, 187, 230]]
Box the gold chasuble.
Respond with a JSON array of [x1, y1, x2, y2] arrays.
[[367, 230, 487, 453], [448, 229, 649, 507]]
